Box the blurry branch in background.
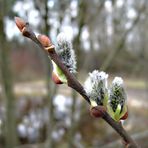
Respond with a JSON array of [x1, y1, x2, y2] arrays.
[[56, 1, 69, 34], [15, 17, 139, 148], [100, 2, 146, 71], [73, 0, 86, 69], [86, 0, 105, 24]]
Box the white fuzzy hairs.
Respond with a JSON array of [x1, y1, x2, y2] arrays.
[[56, 32, 77, 73], [84, 70, 108, 105]]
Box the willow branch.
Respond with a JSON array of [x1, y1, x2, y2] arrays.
[[15, 17, 139, 148]]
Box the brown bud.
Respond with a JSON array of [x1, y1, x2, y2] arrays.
[[37, 35, 54, 51], [90, 106, 106, 118], [120, 112, 128, 120], [15, 17, 26, 32], [52, 72, 63, 84]]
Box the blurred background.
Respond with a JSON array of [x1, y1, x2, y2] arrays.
[[0, 0, 148, 148]]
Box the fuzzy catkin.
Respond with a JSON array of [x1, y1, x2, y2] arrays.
[[56, 33, 77, 73], [84, 70, 108, 105], [109, 77, 126, 112]]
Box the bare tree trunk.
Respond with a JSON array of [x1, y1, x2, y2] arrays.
[[0, 18, 18, 148]]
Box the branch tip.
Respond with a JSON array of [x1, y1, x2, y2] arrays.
[[15, 17, 26, 32]]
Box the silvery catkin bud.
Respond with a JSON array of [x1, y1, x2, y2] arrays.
[[56, 32, 77, 73], [84, 70, 108, 107], [51, 32, 77, 84], [108, 77, 128, 121]]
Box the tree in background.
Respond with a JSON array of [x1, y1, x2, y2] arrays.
[[0, 0, 18, 147]]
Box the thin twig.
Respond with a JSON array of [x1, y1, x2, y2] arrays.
[[15, 18, 139, 148], [100, 129, 148, 148]]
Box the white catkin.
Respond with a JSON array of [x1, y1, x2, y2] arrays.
[[109, 77, 126, 112], [84, 70, 108, 105], [56, 32, 77, 73]]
